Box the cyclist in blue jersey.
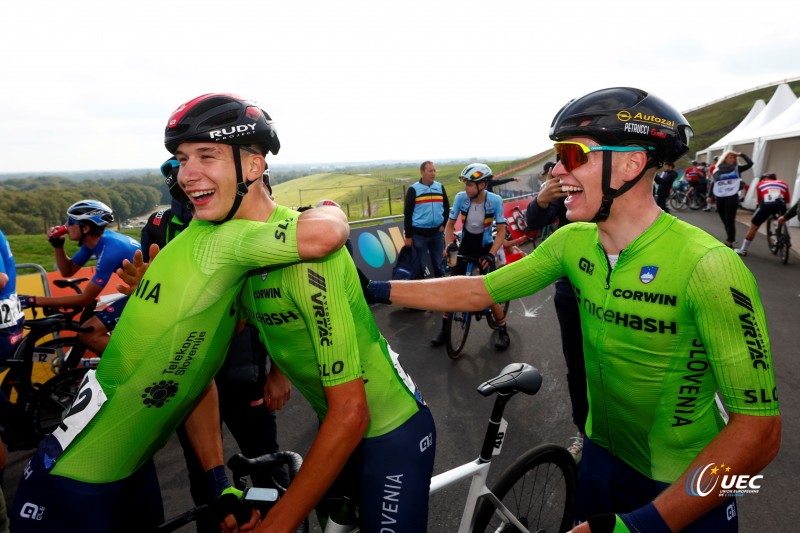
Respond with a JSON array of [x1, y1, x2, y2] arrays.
[[364, 87, 781, 533], [25, 200, 141, 354]]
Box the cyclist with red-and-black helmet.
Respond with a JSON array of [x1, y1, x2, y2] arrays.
[[363, 87, 780, 533], [11, 93, 349, 533]]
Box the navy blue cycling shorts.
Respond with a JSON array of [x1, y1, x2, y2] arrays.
[[318, 404, 436, 532], [10, 454, 163, 532], [95, 295, 130, 331], [576, 437, 738, 532]]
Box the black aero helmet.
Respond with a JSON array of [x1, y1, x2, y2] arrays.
[[164, 93, 280, 156], [549, 87, 692, 165]]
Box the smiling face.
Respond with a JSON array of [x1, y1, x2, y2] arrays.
[[174, 143, 261, 222], [552, 137, 604, 222]]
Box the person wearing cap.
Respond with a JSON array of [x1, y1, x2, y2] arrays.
[[10, 93, 349, 532], [525, 159, 587, 459], [403, 160, 450, 279], [364, 87, 780, 532]]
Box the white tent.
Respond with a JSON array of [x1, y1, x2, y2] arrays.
[[695, 83, 800, 224]]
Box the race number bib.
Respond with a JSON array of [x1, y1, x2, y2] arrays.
[[763, 190, 783, 203], [52, 369, 108, 450], [0, 295, 24, 329], [713, 177, 741, 198], [387, 343, 424, 404]]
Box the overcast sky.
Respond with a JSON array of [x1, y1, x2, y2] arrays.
[[2, 0, 799, 173]]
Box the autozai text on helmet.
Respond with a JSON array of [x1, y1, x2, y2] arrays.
[[617, 111, 676, 128]]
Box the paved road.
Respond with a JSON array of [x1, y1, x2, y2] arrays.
[[4, 206, 798, 531]]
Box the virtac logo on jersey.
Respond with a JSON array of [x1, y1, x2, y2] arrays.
[[686, 462, 764, 497], [639, 266, 658, 284]]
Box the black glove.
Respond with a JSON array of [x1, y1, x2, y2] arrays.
[[48, 236, 65, 248], [357, 268, 392, 305], [479, 253, 496, 272]]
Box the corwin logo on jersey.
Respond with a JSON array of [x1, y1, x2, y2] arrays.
[[142, 380, 179, 408]]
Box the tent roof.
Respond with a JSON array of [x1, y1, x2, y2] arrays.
[[716, 83, 797, 145], [703, 99, 766, 151]]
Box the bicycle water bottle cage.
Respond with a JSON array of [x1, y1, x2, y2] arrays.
[[477, 363, 542, 397]]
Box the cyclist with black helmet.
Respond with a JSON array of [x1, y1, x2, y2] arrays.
[[10, 93, 349, 533], [431, 163, 511, 349], [22, 200, 142, 354], [364, 87, 780, 533]]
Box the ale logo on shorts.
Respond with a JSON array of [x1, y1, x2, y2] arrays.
[[142, 380, 179, 408]]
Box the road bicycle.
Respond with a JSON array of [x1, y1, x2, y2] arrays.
[[242, 363, 575, 532], [766, 214, 792, 264], [0, 313, 92, 451], [668, 181, 689, 211], [686, 186, 708, 211], [445, 255, 511, 359]]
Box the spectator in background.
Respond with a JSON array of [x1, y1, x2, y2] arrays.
[[705, 155, 719, 211], [526, 160, 587, 458], [654, 162, 677, 213], [403, 161, 450, 279], [712, 150, 754, 247], [736, 173, 791, 256], [486, 174, 519, 193]]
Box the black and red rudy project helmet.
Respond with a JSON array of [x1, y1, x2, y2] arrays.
[[549, 87, 693, 221], [163, 93, 280, 222]]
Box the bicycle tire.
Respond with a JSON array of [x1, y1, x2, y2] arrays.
[[445, 311, 471, 359], [486, 301, 511, 330], [668, 193, 686, 211], [32, 366, 90, 436], [766, 217, 779, 254], [472, 444, 578, 533], [779, 226, 790, 264], [688, 193, 704, 210]]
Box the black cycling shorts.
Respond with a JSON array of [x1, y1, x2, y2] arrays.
[[751, 202, 786, 227]]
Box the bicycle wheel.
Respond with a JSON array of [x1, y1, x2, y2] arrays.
[[779, 227, 790, 265], [473, 444, 578, 533], [688, 193, 704, 210], [668, 192, 686, 211], [766, 217, 779, 254], [486, 301, 511, 330], [32, 366, 90, 436], [445, 311, 471, 359]]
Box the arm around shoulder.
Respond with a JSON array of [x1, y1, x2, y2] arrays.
[[296, 206, 350, 260]]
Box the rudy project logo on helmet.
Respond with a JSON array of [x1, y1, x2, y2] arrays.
[[208, 122, 258, 142], [685, 463, 764, 497]]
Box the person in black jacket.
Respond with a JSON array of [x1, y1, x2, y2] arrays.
[[526, 161, 587, 459], [654, 162, 677, 213]]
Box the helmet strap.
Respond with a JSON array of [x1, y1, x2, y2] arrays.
[[591, 150, 653, 222], [220, 147, 259, 223]]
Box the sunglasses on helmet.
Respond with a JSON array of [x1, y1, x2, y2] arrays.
[[554, 141, 654, 172], [160, 158, 180, 179]]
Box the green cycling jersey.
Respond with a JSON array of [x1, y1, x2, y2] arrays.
[[51, 216, 300, 482], [239, 205, 421, 438], [485, 212, 778, 483]]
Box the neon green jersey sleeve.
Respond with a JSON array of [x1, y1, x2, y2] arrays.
[[485, 213, 778, 483]]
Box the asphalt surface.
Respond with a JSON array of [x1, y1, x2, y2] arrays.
[[4, 206, 798, 531]]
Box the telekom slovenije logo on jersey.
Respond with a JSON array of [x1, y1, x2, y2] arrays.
[[685, 463, 764, 497]]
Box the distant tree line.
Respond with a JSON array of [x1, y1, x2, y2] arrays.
[[0, 173, 169, 235]]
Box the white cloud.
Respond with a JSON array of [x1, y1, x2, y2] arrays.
[[1, 0, 799, 172]]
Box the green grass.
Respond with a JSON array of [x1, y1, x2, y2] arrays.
[[10, 228, 142, 271]]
